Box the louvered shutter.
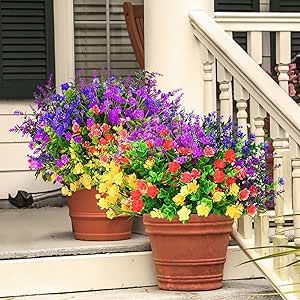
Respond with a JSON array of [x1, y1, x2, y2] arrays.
[[0, 0, 55, 99], [215, 0, 260, 51], [74, 0, 142, 79], [270, 0, 300, 58]]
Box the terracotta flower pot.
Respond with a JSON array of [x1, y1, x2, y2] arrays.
[[143, 214, 233, 291], [68, 187, 133, 241]]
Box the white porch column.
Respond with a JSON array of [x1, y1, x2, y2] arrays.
[[144, 0, 214, 114], [53, 0, 75, 90]]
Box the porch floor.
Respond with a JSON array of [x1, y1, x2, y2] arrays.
[[0, 207, 150, 260]]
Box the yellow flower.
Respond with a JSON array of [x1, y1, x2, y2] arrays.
[[187, 180, 199, 194], [61, 186, 72, 196], [196, 203, 211, 217], [113, 172, 124, 186], [229, 183, 240, 196], [212, 191, 224, 202], [177, 206, 191, 222], [180, 185, 189, 196], [95, 193, 101, 200], [150, 208, 164, 219], [107, 184, 120, 198], [109, 161, 120, 175], [106, 208, 116, 219], [98, 182, 108, 194], [97, 197, 110, 209], [80, 174, 92, 189], [50, 173, 57, 181], [73, 162, 84, 175], [144, 157, 154, 170], [127, 174, 137, 189], [70, 182, 79, 192], [225, 204, 244, 220], [173, 193, 185, 206]]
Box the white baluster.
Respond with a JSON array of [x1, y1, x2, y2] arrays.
[[247, 32, 263, 133], [200, 45, 216, 114], [217, 63, 232, 120], [253, 103, 270, 253], [234, 80, 252, 239], [276, 32, 291, 94], [290, 139, 300, 281], [270, 118, 289, 279]]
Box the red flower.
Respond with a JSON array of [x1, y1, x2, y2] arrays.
[[168, 161, 181, 173], [137, 180, 148, 194], [203, 146, 215, 157], [105, 134, 114, 142], [247, 204, 257, 217], [89, 146, 99, 156], [180, 172, 193, 184], [249, 185, 258, 196], [147, 185, 159, 199], [82, 141, 90, 148], [237, 167, 247, 180], [226, 177, 236, 187], [72, 123, 80, 134], [99, 155, 109, 163], [131, 190, 142, 201], [101, 123, 110, 133], [92, 105, 100, 115], [239, 188, 250, 201], [178, 147, 192, 156], [99, 138, 108, 145], [224, 149, 236, 163], [214, 159, 226, 169], [160, 129, 169, 136], [163, 139, 173, 150], [213, 170, 225, 183], [191, 168, 201, 179], [146, 139, 155, 149], [132, 197, 144, 213], [117, 155, 129, 164]]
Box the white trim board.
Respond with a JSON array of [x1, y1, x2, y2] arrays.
[[0, 247, 262, 298]]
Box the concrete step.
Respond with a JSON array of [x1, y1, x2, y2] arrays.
[[0, 207, 262, 298], [16, 280, 281, 300]]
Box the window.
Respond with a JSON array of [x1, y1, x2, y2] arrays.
[[0, 0, 55, 99], [74, 0, 143, 79]]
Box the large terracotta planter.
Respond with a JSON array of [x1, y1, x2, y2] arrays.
[[68, 188, 133, 241], [143, 214, 233, 291]]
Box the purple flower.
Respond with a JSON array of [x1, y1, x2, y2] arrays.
[[61, 82, 70, 91], [108, 107, 121, 125], [279, 178, 285, 186], [74, 135, 83, 143], [65, 132, 72, 141]]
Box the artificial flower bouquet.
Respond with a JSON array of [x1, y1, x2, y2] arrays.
[[12, 72, 181, 203], [97, 112, 284, 222]]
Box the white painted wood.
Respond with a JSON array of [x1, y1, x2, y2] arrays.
[[215, 12, 300, 32], [217, 63, 232, 119], [201, 45, 216, 114], [0, 115, 30, 143], [276, 32, 291, 94], [0, 171, 59, 198], [270, 119, 289, 279], [190, 10, 300, 145], [54, 0, 75, 89], [0, 101, 33, 115], [0, 143, 30, 171], [0, 247, 261, 297], [247, 31, 263, 65]]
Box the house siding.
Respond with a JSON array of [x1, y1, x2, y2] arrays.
[[0, 101, 58, 200]]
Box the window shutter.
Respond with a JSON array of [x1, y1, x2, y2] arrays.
[[74, 0, 142, 79], [215, 0, 260, 51], [270, 0, 300, 58], [0, 0, 55, 99]]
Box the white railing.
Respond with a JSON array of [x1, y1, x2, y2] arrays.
[[190, 10, 300, 300]]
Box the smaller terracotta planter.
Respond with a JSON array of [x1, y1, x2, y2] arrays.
[[144, 214, 233, 291], [68, 188, 133, 241]]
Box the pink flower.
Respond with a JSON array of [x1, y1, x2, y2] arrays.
[[92, 105, 100, 115], [289, 83, 297, 97], [239, 188, 250, 201], [203, 146, 215, 157]]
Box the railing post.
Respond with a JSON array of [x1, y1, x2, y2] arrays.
[[253, 103, 270, 254], [271, 119, 289, 280], [217, 64, 232, 120], [290, 139, 300, 282], [276, 32, 291, 94], [234, 80, 252, 239], [201, 46, 216, 114]]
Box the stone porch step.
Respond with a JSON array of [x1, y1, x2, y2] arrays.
[[0, 207, 263, 298], [16, 280, 281, 300]]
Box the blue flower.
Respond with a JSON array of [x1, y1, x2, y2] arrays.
[[61, 82, 70, 91]]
